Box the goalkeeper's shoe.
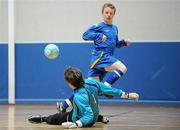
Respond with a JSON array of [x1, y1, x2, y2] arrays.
[[28, 115, 44, 123], [102, 116, 109, 124]]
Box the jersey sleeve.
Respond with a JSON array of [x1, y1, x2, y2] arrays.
[[95, 80, 124, 97], [82, 23, 103, 41], [115, 26, 127, 48], [116, 39, 127, 48], [73, 93, 94, 126]]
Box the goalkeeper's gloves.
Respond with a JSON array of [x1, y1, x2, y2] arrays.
[[121, 92, 139, 101], [62, 121, 82, 129]]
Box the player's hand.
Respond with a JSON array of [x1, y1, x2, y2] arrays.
[[102, 35, 107, 42], [124, 39, 131, 46], [62, 122, 78, 129], [128, 93, 139, 101]]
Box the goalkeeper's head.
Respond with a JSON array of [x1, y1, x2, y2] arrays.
[[64, 66, 85, 89]]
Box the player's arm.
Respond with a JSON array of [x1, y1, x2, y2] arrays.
[[62, 93, 94, 128], [95, 80, 139, 100], [82, 24, 104, 41], [96, 80, 124, 97], [116, 38, 127, 48], [116, 38, 131, 48], [115, 27, 131, 48]]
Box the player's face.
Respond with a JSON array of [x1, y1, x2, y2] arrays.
[[102, 7, 115, 25], [67, 81, 76, 89]]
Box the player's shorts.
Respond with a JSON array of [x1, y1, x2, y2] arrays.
[[88, 51, 118, 79], [88, 68, 107, 81]]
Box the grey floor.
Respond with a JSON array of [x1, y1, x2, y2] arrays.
[[0, 104, 180, 130]]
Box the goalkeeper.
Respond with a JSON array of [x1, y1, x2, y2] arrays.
[[28, 67, 139, 128]]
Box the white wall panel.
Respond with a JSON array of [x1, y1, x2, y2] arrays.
[[1, 0, 180, 42]]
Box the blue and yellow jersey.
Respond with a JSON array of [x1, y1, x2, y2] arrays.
[[82, 22, 126, 55], [82, 22, 126, 69], [72, 78, 124, 126]]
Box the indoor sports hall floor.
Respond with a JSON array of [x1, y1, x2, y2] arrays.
[[0, 104, 180, 130]]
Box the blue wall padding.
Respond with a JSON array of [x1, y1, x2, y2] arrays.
[[0, 44, 8, 101], [114, 42, 180, 101], [15, 43, 91, 100], [0, 42, 180, 104]]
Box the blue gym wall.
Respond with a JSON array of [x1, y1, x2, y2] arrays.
[[0, 44, 8, 102], [0, 42, 180, 105]]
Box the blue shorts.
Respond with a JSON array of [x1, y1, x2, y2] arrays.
[[88, 52, 118, 79], [88, 69, 107, 81]]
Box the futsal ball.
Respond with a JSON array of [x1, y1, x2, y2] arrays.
[[44, 44, 59, 59]]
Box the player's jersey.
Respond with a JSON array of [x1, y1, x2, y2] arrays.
[[72, 78, 124, 126], [82, 22, 126, 70], [82, 22, 126, 55]]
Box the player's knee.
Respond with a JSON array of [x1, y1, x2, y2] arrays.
[[46, 117, 53, 124], [46, 114, 60, 125], [121, 66, 127, 75], [115, 61, 127, 75]]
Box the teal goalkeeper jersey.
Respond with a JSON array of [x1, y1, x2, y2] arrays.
[[71, 78, 124, 126]]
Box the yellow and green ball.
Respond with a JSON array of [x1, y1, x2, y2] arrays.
[[44, 44, 59, 59]]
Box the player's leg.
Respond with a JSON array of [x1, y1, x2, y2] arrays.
[[46, 111, 72, 125], [88, 68, 108, 82], [103, 61, 139, 99], [28, 115, 46, 123], [88, 68, 101, 81], [91, 76, 100, 81], [28, 111, 72, 125], [104, 61, 127, 86], [57, 95, 74, 113]]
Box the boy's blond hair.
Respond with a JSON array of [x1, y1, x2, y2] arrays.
[[102, 3, 116, 14]]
